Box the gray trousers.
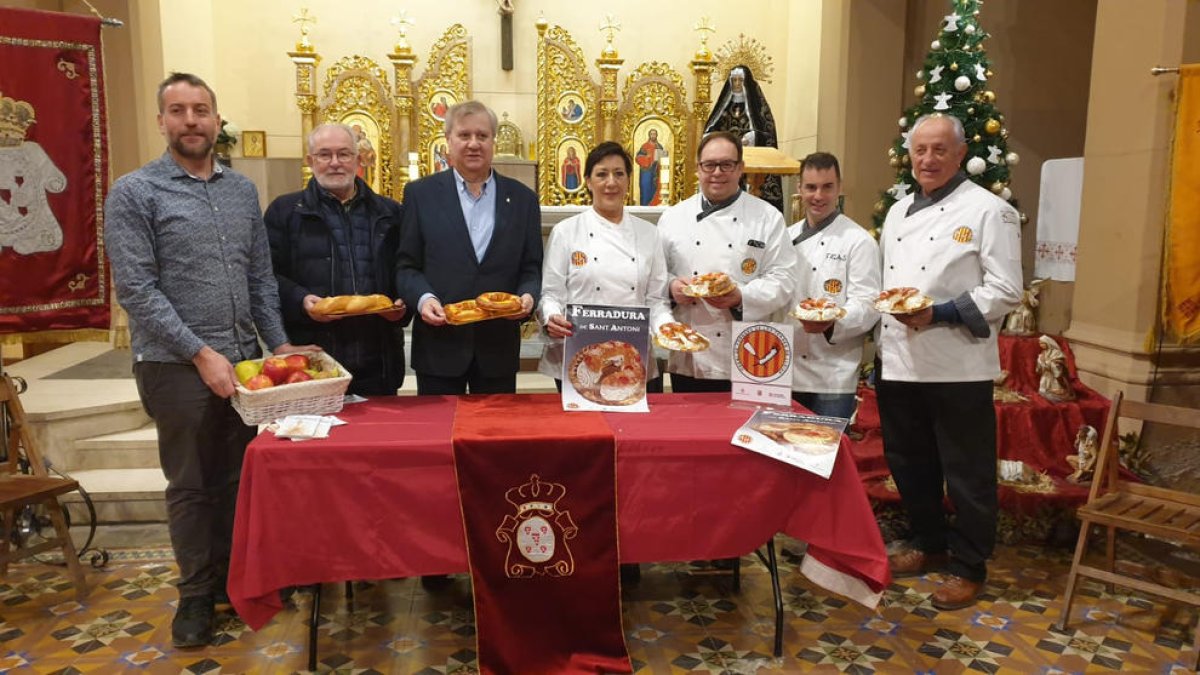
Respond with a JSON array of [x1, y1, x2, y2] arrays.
[[135, 361, 256, 599]]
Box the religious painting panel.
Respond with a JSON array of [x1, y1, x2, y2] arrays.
[[536, 23, 600, 205], [339, 112, 381, 190], [428, 137, 451, 175], [557, 91, 586, 125], [318, 56, 393, 198], [429, 88, 458, 124], [556, 137, 586, 194], [631, 119, 673, 207], [618, 62, 690, 206], [414, 24, 471, 181]]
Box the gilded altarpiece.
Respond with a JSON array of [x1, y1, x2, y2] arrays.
[[536, 23, 600, 205], [413, 24, 471, 177], [619, 63, 690, 206], [318, 56, 394, 198]]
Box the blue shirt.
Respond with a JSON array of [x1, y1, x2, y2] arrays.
[[454, 168, 497, 262]]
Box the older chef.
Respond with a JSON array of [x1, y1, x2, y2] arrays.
[[876, 113, 1022, 611], [538, 141, 673, 391], [787, 151, 880, 418], [658, 131, 796, 392]]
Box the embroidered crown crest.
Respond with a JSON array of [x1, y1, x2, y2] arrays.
[[0, 91, 35, 147], [504, 474, 567, 516]]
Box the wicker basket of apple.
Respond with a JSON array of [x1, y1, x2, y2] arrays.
[[230, 351, 352, 425]]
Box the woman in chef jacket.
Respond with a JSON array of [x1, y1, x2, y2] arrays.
[[537, 141, 673, 391]]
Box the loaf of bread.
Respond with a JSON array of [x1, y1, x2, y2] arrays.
[[312, 294, 393, 315]]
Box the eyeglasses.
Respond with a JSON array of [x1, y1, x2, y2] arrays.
[[312, 150, 357, 164], [698, 160, 739, 174]]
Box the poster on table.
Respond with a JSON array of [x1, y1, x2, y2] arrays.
[[729, 321, 794, 408], [561, 304, 651, 413], [731, 410, 847, 479]]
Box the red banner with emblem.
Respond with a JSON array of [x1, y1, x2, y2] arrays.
[[0, 8, 109, 339], [452, 395, 631, 675]]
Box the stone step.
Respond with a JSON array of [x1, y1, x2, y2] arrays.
[[69, 424, 160, 471], [62, 468, 168, 524]]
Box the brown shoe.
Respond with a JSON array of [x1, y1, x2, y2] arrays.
[[888, 548, 949, 578], [931, 575, 983, 610]]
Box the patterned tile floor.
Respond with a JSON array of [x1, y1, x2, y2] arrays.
[[0, 539, 1195, 673]]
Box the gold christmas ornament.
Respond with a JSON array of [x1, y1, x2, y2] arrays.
[[967, 107, 975, 115], [889, 157, 901, 167], [915, 84, 926, 97], [1000, 128, 1009, 139], [985, 119, 1001, 134], [991, 181, 1005, 194], [983, 90, 996, 103], [972, 134, 982, 143], [874, 200, 887, 215], [887, 147, 896, 157], [950, 62, 959, 71], [902, 155, 910, 166], [986, 70, 993, 77]]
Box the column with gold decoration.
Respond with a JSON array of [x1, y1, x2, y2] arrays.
[[689, 17, 718, 195], [388, 10, 418, 200], [289, 7, 321, 188], [595, 15, 623, 143]]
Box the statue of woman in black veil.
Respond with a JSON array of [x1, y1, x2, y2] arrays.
[[703, 65, 783, 212]]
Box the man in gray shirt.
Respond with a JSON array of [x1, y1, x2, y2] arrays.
[[105, 73, 309, 647]]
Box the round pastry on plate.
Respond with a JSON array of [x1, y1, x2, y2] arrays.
[[476, 291, 523, 313], [683, 272, 737, 298], [655, 322, 710, 352], [874, 287, 934, 314], [790, 297, 847, 322], [445, 299, 488, 323]]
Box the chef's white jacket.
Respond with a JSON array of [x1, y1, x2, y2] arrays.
[[877, 180, 1022, 382], [537, 208, 673, 378], [658, 192, 796, 380], [787, 213, 881, 394]]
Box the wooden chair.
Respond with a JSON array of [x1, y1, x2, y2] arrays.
[[0, 374, 88, 600], [1057, 391, 1200, 668]]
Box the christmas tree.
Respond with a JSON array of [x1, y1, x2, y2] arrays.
[[872, 0, 1022, 232]]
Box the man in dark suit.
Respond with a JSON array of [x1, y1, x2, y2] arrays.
[[396, 100, 543, 394]]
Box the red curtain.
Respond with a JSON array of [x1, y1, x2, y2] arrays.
[[0, 8, 109, 337]]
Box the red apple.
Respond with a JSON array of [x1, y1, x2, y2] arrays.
[[261, 357, 291, 385], [244, 374, 274, 390], [284, 370, 312, 384], [284, 354, 311, 371]]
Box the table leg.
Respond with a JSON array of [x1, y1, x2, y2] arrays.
[[308, 583, 321, 671], [754, 537, 784, 658]]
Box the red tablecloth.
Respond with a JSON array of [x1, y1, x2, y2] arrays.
[[229, 393, 890, 630]]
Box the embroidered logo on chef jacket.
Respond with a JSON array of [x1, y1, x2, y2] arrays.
[[823, 278, 843, 294], [571, 251, 588, 267], [952, 226, 974, 243], [741, 257, 758, 275]]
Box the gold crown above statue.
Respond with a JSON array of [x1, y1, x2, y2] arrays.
[[0, 91, 35, 147]]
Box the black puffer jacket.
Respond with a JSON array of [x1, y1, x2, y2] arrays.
[[264, 177, 407, 395]]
